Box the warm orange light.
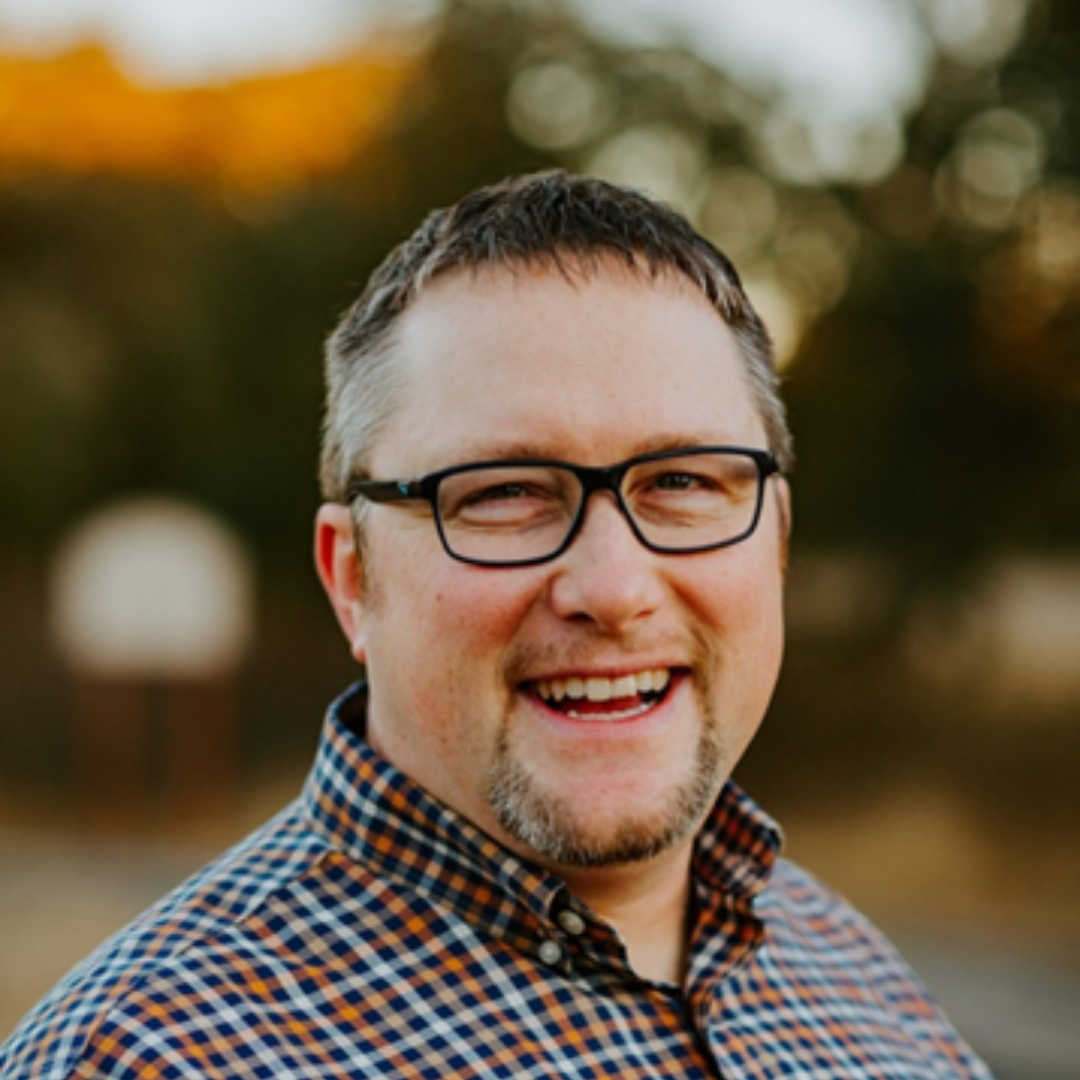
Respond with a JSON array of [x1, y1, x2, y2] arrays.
[[0, 41, 412, 190]]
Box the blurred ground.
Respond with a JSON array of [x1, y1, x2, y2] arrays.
[[2, 778, 1079, 1078]]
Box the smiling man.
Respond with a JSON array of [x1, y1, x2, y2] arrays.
[[2, 172, 993, 1079]]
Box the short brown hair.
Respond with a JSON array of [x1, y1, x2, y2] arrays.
[[320, 170, 792, 501]]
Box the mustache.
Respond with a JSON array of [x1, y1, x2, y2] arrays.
[[501, 629, 716, 686]]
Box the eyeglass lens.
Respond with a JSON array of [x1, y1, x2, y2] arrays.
[[435, 451, 766, 564]]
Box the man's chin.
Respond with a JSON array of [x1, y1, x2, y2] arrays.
[[486, 762, 717, 870]]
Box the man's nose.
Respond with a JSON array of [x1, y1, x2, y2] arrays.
[[546, 493, 665, 630]]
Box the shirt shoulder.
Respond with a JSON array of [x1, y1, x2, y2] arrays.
[[0, 800, 334, 1080], [745, 856, 994, 1079], [761, 856, 925, 976]]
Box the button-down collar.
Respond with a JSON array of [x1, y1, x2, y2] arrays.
[[305, 682, 782, 987]]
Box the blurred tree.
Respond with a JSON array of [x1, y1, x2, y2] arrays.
[[1, 0, 1079, 810], [750, 0, 1080, 815], [787, 0, 1080, 592]]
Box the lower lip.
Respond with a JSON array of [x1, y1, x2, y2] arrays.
[[525, 675, 684, 739]]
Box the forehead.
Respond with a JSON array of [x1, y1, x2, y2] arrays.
[[373, 262, 764, 472]]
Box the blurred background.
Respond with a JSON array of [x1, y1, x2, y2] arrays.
[[1, 0, 1078, 1074]]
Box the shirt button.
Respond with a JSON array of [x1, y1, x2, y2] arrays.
[[557, 910, 587, 936], [538, 940, 564, 966]]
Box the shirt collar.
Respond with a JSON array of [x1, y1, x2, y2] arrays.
[[304, 682, 567, 952], [303, 682, 782, 957]]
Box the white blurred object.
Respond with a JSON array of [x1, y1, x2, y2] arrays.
[[51, 497, 254, 680]]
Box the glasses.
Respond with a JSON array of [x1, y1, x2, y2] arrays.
[[347, 446, 780, 568]]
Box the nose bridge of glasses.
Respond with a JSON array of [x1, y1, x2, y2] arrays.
[[576, 461, 627, 499], [570, 462, 641, 540]]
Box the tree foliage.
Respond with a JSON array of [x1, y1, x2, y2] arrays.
[[1, 0, 1078, 802]]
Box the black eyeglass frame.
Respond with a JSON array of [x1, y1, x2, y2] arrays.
[[346, 445, 781, 568]]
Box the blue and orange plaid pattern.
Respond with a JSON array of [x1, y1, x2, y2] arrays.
[[1, 683, 993, 1078]]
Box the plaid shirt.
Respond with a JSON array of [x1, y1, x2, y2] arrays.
[[2, 683, 992, 1079]]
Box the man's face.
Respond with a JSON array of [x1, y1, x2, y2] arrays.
[[320, 262, 788, 874]]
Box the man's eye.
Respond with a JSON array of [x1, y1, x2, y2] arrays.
[[652, 472, 712, 492], [464, 482, 534, 504], [447, 479, 563, 524]]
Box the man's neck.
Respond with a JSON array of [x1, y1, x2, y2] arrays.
[[558, 845, 696, 987]]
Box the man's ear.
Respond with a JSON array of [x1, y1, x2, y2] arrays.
[[315, 503, 367, 664]]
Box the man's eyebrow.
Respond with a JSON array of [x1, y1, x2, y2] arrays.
[[442, 433, 745, 467], [629, 433, 745, 457], [441, 440, 554, 464]]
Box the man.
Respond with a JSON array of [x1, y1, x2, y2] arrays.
[[1, 172, 993, 1078]]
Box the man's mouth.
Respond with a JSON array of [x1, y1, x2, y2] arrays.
[[531, 669, 672, 721]]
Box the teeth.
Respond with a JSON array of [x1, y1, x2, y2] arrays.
[[586, 677, 612, 702], [537, 669, 670, 705]]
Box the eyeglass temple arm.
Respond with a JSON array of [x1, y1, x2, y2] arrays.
[[759, 450, 782, 477], [347, 478, 424, 504]]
